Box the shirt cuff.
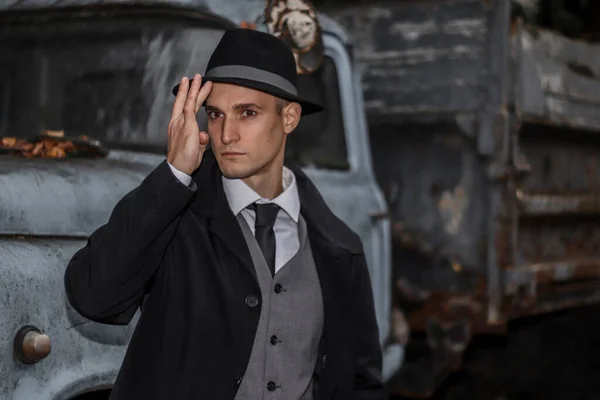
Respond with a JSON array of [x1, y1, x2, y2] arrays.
[[167, 162, 193, 187]]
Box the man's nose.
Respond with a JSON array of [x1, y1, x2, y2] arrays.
[[220, 117, 239, 144]]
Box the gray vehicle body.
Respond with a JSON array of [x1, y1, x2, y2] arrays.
[[0, 0, 402, 398]]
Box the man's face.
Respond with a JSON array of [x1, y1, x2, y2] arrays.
[[205, 83, 300, 181]]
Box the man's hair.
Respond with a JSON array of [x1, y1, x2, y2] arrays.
[[275, 97, 289, 115]]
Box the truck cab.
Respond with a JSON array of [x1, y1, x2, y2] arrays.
[[0, 1, 402, 398]]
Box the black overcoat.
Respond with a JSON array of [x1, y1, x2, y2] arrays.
[[64, 149, 384, 399]]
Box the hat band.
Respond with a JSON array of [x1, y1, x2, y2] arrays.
[[205, 65, 298, 96]]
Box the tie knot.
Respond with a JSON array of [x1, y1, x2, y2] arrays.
[[248, 203, 280, 228]]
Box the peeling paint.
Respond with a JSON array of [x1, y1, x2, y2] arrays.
[[442, 18, 486, 37], [389, 20, 437, 41], [355, 45, 483, 64], [438, 185, 467, 236]]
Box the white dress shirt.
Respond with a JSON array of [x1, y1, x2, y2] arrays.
[[168, 162, 300, 273]]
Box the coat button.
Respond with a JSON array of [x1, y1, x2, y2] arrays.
[[245, 295, 259, 308], [270, 335, 279, 345], [274, 284, 283, 294], [266, 381, 277, 391]]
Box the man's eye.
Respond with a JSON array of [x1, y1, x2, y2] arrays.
[[207, 111, 220, 119], [242, 110, 257, 117]]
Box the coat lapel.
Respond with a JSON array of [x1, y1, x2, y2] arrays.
[[290, 161, 362, 345], [208, 213, 257, 282], [188, 151, 257, 282], [309, 236, 352, 340]]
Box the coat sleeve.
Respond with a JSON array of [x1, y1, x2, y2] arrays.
[[64, 160, 196, 325], [351, 253, 385, 399]]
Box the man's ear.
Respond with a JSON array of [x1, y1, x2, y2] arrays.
[[283, 102, 302, 134]]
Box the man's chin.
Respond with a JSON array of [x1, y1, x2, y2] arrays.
[[219, 166, 253, 180]]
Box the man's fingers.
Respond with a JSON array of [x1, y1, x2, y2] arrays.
[[195, 81, 213, 113], [184, 74, 202, 116], [169, 115, 183, 137], [171, 77, 189, 122]]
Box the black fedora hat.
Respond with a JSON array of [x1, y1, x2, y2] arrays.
[[171, 28, 323, 115]]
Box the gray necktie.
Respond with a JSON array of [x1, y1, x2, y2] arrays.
[[248, 203, 280, 276]]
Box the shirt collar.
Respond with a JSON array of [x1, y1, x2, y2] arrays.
[[222, 166, 300, 223]]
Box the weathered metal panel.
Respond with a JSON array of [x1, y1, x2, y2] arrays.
[[0, 151, 162, 236], [325, 0, 600, 396], [331, 0, 514, 337], [0, 0, 349, 44], [371, 124, 491, 274], [332, 0, 600, 333], [0, 238, 136, 399], [519, 134, 600, 194], [507, 126, 600, 315], [518, 27, 600, 130], [504, 6, 600, 318], [330, 0, 492, 116]]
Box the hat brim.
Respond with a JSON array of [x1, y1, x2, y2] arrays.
[[171, 76, 323, 116]]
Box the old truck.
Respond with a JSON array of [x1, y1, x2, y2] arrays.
[[327, 0, 600, 397], [0, 0, 404, 398]]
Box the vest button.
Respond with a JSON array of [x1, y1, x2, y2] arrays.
[[274, 284, 283, 294], [270, 335, 279, 345], [245, 294, 259, 308], [266, 381, 277, 391]]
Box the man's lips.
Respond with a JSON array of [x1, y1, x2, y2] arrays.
[[221, 152, 245, 157]]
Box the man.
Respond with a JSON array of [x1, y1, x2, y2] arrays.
[[64, 28, 383, 399]]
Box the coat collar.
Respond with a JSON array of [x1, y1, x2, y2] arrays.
[[221, 165, 300, 223]]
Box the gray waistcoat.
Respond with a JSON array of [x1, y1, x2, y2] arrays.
[[235, 213, 324, 400]]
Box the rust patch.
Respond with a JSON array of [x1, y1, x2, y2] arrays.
[[518, 191, 600, 215], [504, 258, 600, 319], [391, 222, 437, 258], [398, 289, 504, 334], [392, 306, 410, 345], [437, 185, 467, 236], [508, 282, 600, 318], [528, 259, 600, 284]]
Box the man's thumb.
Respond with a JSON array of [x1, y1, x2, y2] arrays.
[[199, 131, 209, 146]]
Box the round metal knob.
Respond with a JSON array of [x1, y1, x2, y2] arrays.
[[14, 326, 52, 364]]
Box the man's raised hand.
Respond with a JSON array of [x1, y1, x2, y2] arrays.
[[167, 74, 213, 176]]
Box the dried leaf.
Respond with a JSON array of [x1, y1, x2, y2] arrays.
[[1, 137, 17, 147], [46, 146, 66, 158], [1, 134, 97, 158], [42, 130, 65, 138], [31, 142, 44, 156]]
